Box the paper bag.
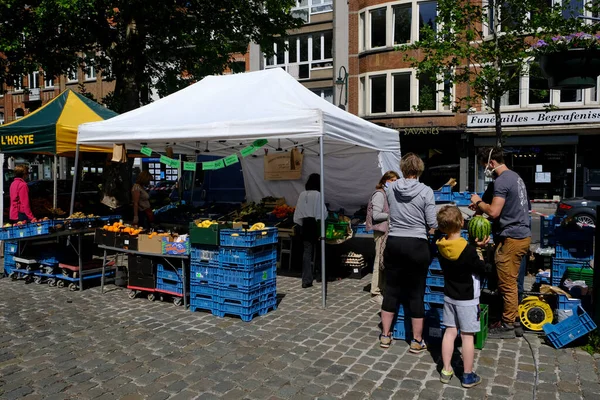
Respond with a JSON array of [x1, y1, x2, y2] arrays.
[[111, 144, 127, 163]]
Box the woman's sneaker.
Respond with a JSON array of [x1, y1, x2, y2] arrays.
[[409, 339, 427, 354], [440, 368, 453, 384], [462, 372, 482, 388], [379, 334, 392, 348]]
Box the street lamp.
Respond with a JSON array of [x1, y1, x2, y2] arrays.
[[335, 66, 349, 110]]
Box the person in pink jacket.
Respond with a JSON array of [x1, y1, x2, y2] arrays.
[[9, 165, 35, 223]]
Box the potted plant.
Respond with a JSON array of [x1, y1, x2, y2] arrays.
[[531, 32, 600, 90]]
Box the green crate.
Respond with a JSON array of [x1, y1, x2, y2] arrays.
[[475, 304, 489, 350], [325, 222, 349, 240], [189, 222, 231, 245], [566, 267, 594, 287]]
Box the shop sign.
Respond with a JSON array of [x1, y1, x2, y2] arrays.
[[467, 109, 600, 127], [400, 127, 440, 135]]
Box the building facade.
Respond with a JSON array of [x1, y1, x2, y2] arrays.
[[345, 0, 600, 200]]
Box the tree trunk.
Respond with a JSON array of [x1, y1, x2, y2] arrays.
[[112, 18, 143, 113], [493, 96, 503, 148]]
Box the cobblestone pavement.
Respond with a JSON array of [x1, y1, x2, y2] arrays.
[[0, 273, 599, 400]]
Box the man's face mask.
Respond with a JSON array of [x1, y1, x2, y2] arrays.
[[484, 149, 498, 178]]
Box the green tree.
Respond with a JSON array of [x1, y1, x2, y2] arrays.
[[0, 0, 302, 112], [405, 0, 590, 147]]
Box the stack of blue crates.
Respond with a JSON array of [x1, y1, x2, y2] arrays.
[[189, 228, 278, 321], [549, 217, 594, 287], [3, 242, 17, 276], [155, 264, 184, 296]]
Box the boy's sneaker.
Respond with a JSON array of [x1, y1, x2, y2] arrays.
[[462, 372, 482, 388], [488, 322, 516, 339], [440, 368, 453, 384], [379, 334, 392, 348], [409, 339, 427, 354]]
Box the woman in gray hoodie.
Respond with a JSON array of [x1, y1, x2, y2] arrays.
[[379, 153, 438, 354]]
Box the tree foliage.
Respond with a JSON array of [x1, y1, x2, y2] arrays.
[[0, 0, 302, 112], [405, 0, 595, 146]]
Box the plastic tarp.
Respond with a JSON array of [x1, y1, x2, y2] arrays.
[[77, 68, 401, 210]]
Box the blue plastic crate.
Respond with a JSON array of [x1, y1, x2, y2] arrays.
[[543, 306, 597, 348], [39, 256, 59, 266], [397, 303, 443, 319], [556, 294, 582, 311], [425, 287, 445, 304], [4, 242, 17, 254], [392, 317, 412, 340], [429, 258, 441, 271], [219, 262, 277, 289], [460, 230, 469, 241], [4, 255, 15, 266], [551, 259, 591, 286], [220, 228, 278, 247], [156, 278, 183, 294], [218, 281, 276, 303], [426, 275, 445, 288], [190, 247, 219, 263], [219, 246, 277, 269], [190, 295, 220, 315], [451, 192, 483, 206], [555, 243, 594, 261], [190, 264, 221, 284], [535, 274, 551, 285], [434, 192, 453, 203], [0, 228, 9, 240], [354, 224, 373, 235], [156, 265, 183, 282], [3, 263, 14, 275], [215, 296, 277, 322], [10, 226, 31, 239], [190, 282, 220, 296]]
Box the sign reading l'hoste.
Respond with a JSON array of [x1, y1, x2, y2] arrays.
[[467, 109, 600, 127]]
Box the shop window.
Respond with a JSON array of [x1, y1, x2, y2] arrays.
[[393, 4, 412, 45], [528, 63, 550, 104], [393, 73, 411, 112], [371, 75, 387, 114], [419, 1, 437, 41], [370, 8, 387, 48]]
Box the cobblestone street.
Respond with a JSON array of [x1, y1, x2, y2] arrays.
[[0, 274, 599, 400]]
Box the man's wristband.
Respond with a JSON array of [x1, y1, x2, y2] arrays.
[[476, 200, 483, 208]]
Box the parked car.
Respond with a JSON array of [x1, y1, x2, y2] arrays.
[[555, 197, 599, 225]]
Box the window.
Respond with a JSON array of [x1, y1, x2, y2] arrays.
[[85, 63, 96, 81], [12, 76, 23, 92], [67, 66, 78, 83], [500, 67, 520, 106], [393, 73, 411, 112], [561, 0, 584, 18], [291, 0, 332, 23], [310, 87, 334, 103], [15, 108, 24, 120], [263, 31, 332, 80], [370, 75, 387, 113], [560, 89, 583, 103], [528, 63, 550, 104], [360, 1, 437, 51], [419, 1, 437, 40], [393, 4, 412, 45], [44, 73, 54, 88], [418, 73, 437, 110], [28, 71, 40, 89], [0, 112, 4, 125], [370, 8, 387, 48], [231, 61, 246, 74], [360, 77, 366, 115]]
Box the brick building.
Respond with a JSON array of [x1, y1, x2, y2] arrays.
[[346, 0, 600, 199]]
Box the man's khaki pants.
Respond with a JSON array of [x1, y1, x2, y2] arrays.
[[495, 237, 531, 324]]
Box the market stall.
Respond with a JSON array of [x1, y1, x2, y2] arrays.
[[74, 68, 401, 307], [0, 89, 117, 225]]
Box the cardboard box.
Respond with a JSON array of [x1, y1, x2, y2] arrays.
[[137, 234, 164, 254], [162, 236, 190, 255], [115, 233, 138, 251]]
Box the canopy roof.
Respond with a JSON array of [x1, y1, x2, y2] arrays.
[[0, 89, 117, 155], [77, 68, 400, 158]]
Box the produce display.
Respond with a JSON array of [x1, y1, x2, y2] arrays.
[[272, 205, 295, 219], [195, 220, 219, 228], [468, 216, 492, 241], [101, 222, 143, 235]]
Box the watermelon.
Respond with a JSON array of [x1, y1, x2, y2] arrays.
[[468, 216, 492, 241]]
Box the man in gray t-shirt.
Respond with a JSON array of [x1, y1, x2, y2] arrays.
[[470, 147, 531, 339]]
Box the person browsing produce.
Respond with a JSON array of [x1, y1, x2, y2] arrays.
[[132, 171, 153, 229], [9, 165, 35, 223]]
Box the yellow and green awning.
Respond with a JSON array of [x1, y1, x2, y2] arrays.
[[0, 89, 117, 155]]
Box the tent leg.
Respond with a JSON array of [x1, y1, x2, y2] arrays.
[[69, 145, 80, 216], [319, 138, 326, 309], [0, 153, 4, 228], [53, 155, 58, 209]]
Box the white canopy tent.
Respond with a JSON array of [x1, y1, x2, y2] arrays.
[[75, 68, 401, 307]]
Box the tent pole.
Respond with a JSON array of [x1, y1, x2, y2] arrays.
[[69, 145, 80, 216], [319, 137, 326, 309], [0, 153, 4, 228], [53, 155, 58, 209]]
